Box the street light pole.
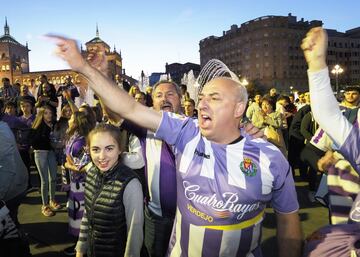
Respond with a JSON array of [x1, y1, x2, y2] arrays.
[[331, 64, 344, 94]]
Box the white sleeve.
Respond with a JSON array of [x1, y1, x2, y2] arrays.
[[121, 135, 145, 170], [308, 68, 352, 147], [123, 178, 144, 257]]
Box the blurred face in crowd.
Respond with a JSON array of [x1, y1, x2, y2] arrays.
[[197, 77, 246, 144], [254, 94, 262, 104], [152, 83, 181, 113], [298, 93, 305, 103], [4, 105, 16, 116], [90, 131, 121, 172], [146, 86, 153, 95], [261, 100, 273, 114], [131, 85, 140, 95], [13, 83, 20, 92], [344, 90, 360, 105], [135, 93, 146, 105], [270, 88, 277, 96], [289, 95, 295, 103], [40, 75, 47, 84], [43, 108, 53, 124], [304, 92, 310, 104], [184, 100, 195, 117], [2, 79, 10, 87], [65, 77, 72, 84], [20, 85, 29, 96], [42, 83, 51, 95], [277, 99, 289, 107], [20, 101, 32, 116], [62, 105, 72, 119]]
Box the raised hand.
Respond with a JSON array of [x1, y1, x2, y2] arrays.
[[317, 150, 338, 172], [45, 34, 87, 72], [301, 27, 328, 72], [87, 45, 108, 76]]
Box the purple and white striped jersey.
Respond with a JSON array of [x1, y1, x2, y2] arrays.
[[340, 110, 360, 174], [122, 120, 177, 218], [155, 112, 299, 257]]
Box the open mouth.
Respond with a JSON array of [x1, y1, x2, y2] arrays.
[[200, 114, 212, 128], [161, 103, 173, 111], [98, 160, 109, 169]]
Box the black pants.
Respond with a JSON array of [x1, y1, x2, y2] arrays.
[[288, 136, 308, 177], [300, 143, 326, 191], [19, 149, 31, 188], [144, 207, 174, 257]]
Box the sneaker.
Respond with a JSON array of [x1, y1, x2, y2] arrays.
[[50, 200, 62, 210], [308, 191, 316, 203], [41, 205, 55, 217], [63, 244, 76, 256]]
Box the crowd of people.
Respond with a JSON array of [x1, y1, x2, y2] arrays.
[[0, 26, 359, 257]]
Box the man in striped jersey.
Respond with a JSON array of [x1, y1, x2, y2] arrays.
[[301, 26, 360, 257], [50, 35, 302, 257], [121, 80, 181, 257]]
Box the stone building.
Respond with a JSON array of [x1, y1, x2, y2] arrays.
[[0, 19, 123, 93], [199, 13, 360, 92]]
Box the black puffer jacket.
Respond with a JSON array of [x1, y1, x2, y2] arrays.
[[84, 162, 137, 257]]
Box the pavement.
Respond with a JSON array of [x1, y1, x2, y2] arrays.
[[18, 168, 329, 257]]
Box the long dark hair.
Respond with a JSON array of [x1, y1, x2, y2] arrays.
[[66, 111, 94, 141]]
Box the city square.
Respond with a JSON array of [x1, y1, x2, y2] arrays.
[[1, 1, 360, 257]]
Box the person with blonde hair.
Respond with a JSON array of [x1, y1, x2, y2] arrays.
[[31, 105, 61, 217], [128, 85, 141, 98]]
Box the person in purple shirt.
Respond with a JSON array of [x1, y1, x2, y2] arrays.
[[49, 35, 301, 257], [62, 110, 93, 255], [301, 27, 360, 257], [17, 98, 36, 189], [120, 80, 180, 257]]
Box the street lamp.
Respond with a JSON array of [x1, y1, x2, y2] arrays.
[[331, 64, 343, 94]]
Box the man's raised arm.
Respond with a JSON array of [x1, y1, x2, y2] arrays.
[[47, 34, 161, 132], [301, 27, 351, 147]]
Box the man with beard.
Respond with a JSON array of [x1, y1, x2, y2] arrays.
[[340, 85, 360, 109]]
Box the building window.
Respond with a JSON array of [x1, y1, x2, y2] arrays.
[[6, 65, 9, 71]]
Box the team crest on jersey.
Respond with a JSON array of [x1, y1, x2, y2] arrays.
[[240, 158, 257, 177]]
